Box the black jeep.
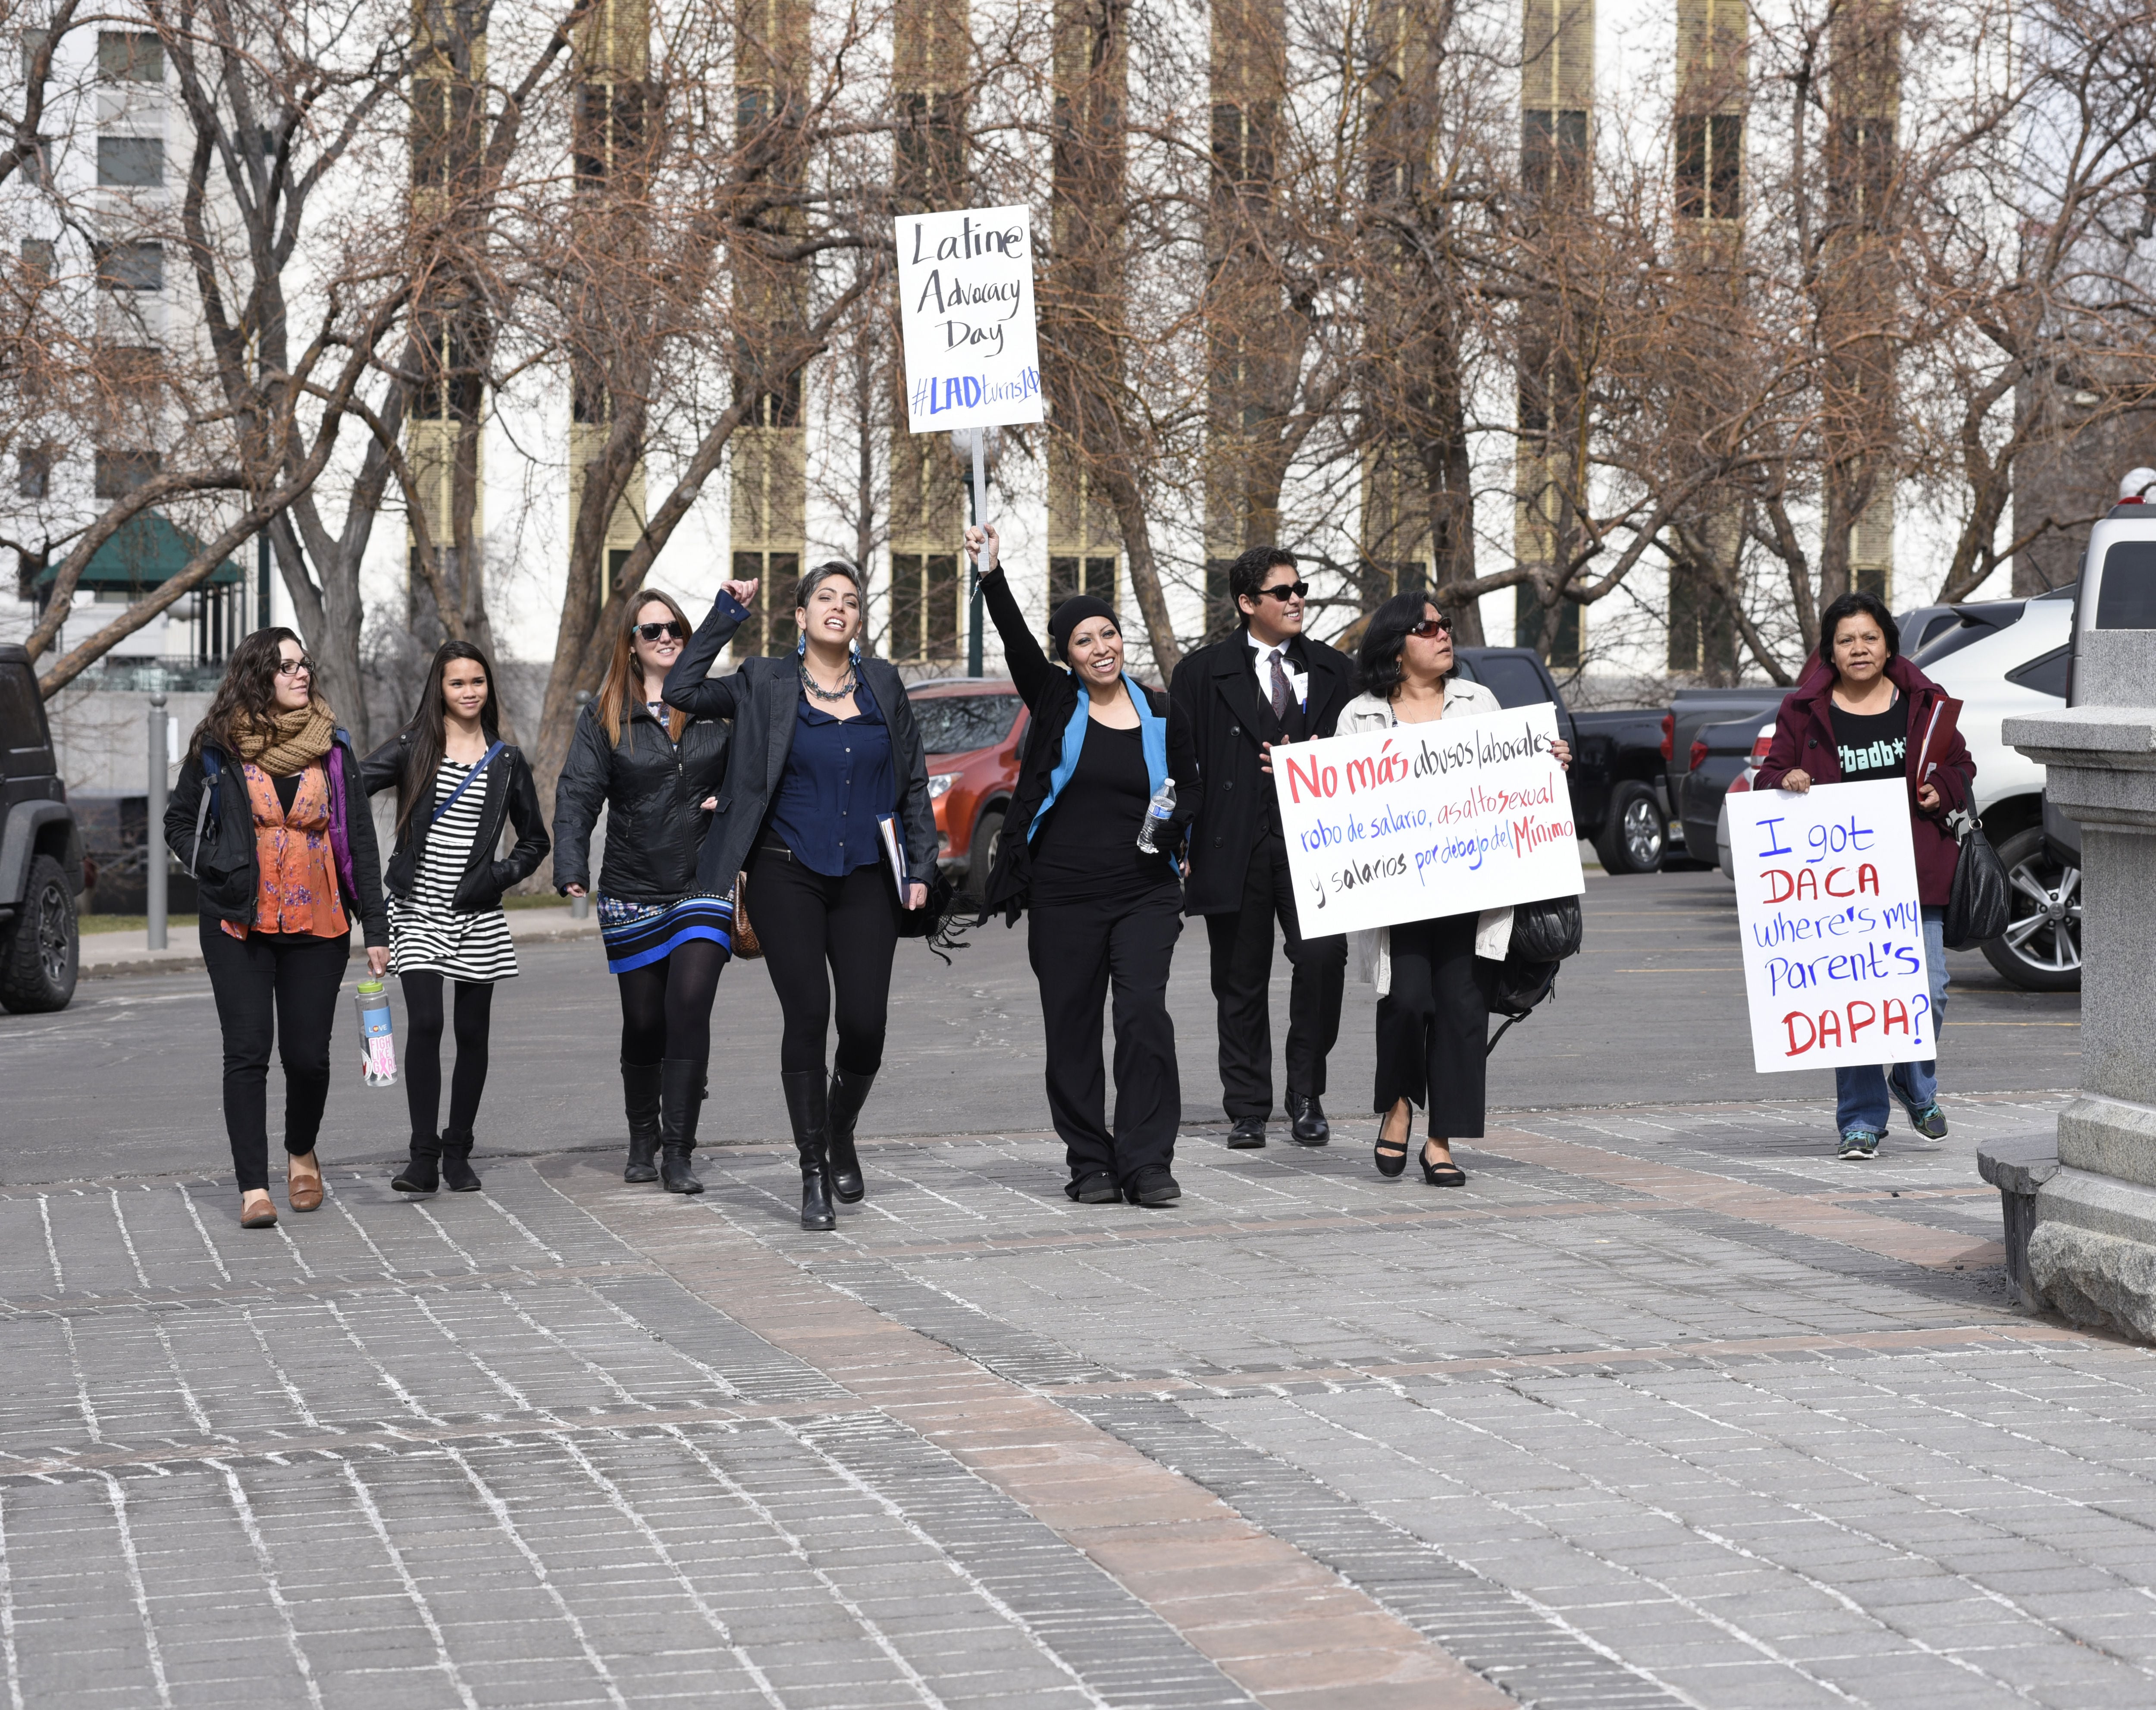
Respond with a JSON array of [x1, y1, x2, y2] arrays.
[[0, 644, 84, 1011]]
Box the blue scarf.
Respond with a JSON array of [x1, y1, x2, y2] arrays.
[[1028, 673, 1168, 842]]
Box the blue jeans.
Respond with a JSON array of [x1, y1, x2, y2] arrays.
[[1836, 906, 1947, 1135]]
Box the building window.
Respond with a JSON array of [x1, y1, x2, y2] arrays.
[[889, 552, 960, 661], [1516, 585, 1581, 667], [17, 447, 52, 498], [98, 31, 165, 82], [94, 448, 160, 497], [20, 237, 54, 281], [1675, 112, 1742, 221], [730, 550, 800, 656], [97, 136, 165, 187], [1048, 555, 1117, 610], [94, 241, 163, 292], [574, 80, 649, 187], [1521, 108, 1589, 199]]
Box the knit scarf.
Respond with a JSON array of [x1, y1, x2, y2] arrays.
[[232, 699, 336, 776]]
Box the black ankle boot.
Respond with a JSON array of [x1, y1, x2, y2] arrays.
[[825, 1067, 874, 1205], [621, 1060, 662, 1183], [659, 1058, 705, 1194], [440, 1130, 482, 1192], [783, 1070, 836, 1230], [392, 1133, 440, 1195]]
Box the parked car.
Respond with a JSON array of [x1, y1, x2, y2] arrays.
[[0, 643, 84, 1012], [1912, 599, 2029, 671], [1451, 646, 1671, 874], [1682, 711, 1779, 870], [906, 678, 1029, 896], [1715, 717, 1779, 878], [1896, 602, 1969, 660], [1662, 687, 1787, 862]]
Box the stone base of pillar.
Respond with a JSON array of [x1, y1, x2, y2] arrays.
[[2031, 1101, 2156, 1338]]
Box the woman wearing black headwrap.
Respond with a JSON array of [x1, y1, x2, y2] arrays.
[[968, 524, 1200, 1207]]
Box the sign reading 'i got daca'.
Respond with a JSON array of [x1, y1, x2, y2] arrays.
[[894, 206, 1045, 432]]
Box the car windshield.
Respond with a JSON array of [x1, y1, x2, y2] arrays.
[[1468, 656, 1550, 709], [910, 693, 1020, 755]]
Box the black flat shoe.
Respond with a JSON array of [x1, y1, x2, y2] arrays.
[[1374, 1135, 1409, 1179], [1226, 1116, 1268, 1149], [1065, 1171, 1120, 1204], [1420, 1152, 1467, 1187]]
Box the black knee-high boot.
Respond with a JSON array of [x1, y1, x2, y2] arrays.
[[622, 1060, 662, 1183], [783, 1070, 835, 1231], [825, 1068, 874, 1205], [659, 1058, 705, 1195]]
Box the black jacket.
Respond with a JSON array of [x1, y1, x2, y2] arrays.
[[551, 699, 731, 903], [1168, 629, 1354, 915], [163, 732, 391, 947], [976, 565, 1199, 920], [360, 734, 550, 912], [663, 592, 939, 896]]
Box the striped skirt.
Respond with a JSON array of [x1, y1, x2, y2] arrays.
[[597, 892, 734, 975]]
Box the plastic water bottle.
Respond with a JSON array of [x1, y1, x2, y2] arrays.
[[354, 979, 398, 1086], [1136, 777, 1177, 853]]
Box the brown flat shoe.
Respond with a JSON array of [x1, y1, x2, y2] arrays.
[[241, 1193, 278, 1229], [286, 1151, 324, 1213]]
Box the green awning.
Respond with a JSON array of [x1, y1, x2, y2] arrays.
[[35, 513, 241, 589]]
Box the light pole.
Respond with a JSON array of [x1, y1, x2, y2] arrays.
[[569, 689, 592, 918], [147, 684, 168, 950]]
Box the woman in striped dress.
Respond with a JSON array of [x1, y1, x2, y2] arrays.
[[362, 641, 549, 1194], [552, 586, 744, 1193]]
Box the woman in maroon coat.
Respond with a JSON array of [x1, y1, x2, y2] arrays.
[[1755, 591, 1976, 1159]]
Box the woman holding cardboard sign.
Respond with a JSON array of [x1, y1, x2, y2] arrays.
[[665, 563, 937, 1230], [1755, 591, 1974, 1160], [1338, 595, 1570, 1186]]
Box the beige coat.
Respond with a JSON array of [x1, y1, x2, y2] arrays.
[[1336, 681, 1514, 996]]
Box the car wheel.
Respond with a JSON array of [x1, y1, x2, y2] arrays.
[[1979, 825, 2081, 992], [1595, 781, 1664, 875], [0, 853, 79, 1013], [967, 808, 1005, 902]]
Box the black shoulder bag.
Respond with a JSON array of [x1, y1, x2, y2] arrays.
[[1942, 808, 2010, 950], [1487, 893, 1584, 1056]]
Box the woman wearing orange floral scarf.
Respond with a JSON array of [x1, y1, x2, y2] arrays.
[[165, 629, 388, 1227]]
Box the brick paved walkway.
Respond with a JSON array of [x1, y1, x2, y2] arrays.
[[9, 1090, 2153, 1709]]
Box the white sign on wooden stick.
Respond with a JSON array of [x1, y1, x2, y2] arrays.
[[894, 205, 1044, 432], [1271, 704, 1584, 939], [1726, 779, 1933, 1074]]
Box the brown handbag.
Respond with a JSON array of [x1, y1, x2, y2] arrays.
[[730, 870, 763, 959]]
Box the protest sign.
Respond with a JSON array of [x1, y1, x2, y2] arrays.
[[1726, 779, 1932, 1075], [1271, 703, 1583, 939], [894, 206, 1044, 433]]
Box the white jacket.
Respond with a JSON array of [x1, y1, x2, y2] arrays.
[[1336, 681, 1515, 996]]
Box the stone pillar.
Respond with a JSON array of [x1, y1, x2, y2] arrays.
[[2004, 628, 2156, 1338]]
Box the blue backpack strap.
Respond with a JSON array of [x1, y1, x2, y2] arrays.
[[430, 740, 507, 825]]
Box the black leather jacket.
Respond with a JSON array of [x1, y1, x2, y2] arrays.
[[360, 734, 550, 912], [551, 698, 731, 902]]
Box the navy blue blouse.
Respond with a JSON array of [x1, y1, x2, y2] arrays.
[[768, 672, 897, 877]]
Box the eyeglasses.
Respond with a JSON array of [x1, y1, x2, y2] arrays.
[[1255, 581, 1310, 602], [1407, 617, 1454, 640], [274, 656, 315, 677], [635, 621, 685, 642]]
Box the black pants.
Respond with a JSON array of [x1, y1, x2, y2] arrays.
[[1374, 913, 1489, 1139], [1203, 830, 1346, 1118], [200, 924, 351, 1191], [1029, 886, 1182, 1187], [746, 849, 897, 1076], [400, 973, 494, 1142], [615, 940, 727, 1067]]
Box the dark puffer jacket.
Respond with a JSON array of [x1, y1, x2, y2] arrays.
[[360, 734, 550, 912], [551, 698, 731, 903]]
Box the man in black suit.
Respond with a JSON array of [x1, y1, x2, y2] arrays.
[[1169, 546, 1352, 1148]]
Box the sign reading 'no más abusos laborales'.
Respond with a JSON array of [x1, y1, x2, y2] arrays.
[[894, 206, 1045, 433], [1271, 703, 1584, 940], [1727, 778, 1933, 1075]]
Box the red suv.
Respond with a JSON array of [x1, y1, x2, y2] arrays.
[[905, 679, 1029, 894]]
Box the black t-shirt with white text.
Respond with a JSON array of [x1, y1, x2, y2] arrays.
[[1831, 697, 1908, 783]]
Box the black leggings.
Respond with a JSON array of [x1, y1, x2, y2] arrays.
[[200, 924, 350, 1191], [400, 973, 495, 1141], [614, 938, 727, 1066], [746, 849, 896, 1075]]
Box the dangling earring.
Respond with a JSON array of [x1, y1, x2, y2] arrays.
[[796, 631, 807, 657], [849, 636, 862, 663]]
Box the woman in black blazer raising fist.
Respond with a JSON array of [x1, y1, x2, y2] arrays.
[[664, 563, 937, 1230]]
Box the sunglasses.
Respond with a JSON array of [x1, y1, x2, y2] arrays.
[[635, 621, 685, 642], [274, 656, 315, 677], [1407, 617, 1454, 639], [1255, 581, 1310, 602]]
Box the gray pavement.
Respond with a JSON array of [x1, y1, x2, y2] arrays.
[[0, 869, 2124, 1710]]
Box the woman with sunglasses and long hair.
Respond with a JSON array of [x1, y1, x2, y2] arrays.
[[664, 562, 936, 1231], [1338, 596, 1569, 1186], [555, 587, 743, 1192], [164, 630, 389, 1228], [361, 640, 548, 1195]]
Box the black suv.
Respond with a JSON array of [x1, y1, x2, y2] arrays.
[[0, 644, 84, 1011]]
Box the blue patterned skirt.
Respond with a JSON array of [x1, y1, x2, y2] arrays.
[[597, 891, 733, 974]]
